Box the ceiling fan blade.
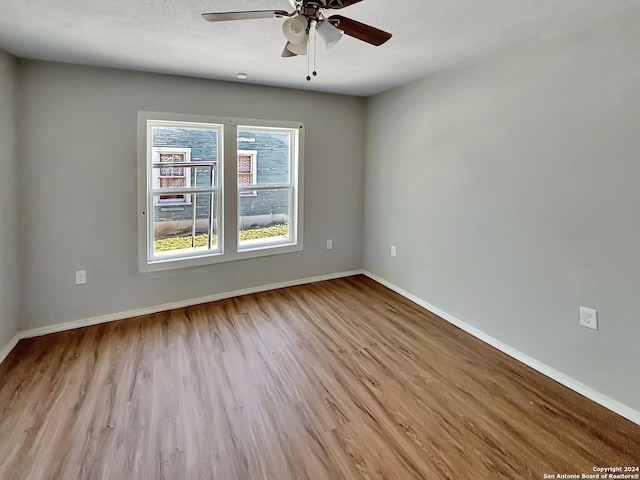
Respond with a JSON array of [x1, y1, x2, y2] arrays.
[[328, 15, 392, 46], [325, 0, 364, 9], [202, 10, 289, 22]]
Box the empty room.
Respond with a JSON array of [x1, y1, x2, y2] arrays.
[[0, 1, 639, 479]]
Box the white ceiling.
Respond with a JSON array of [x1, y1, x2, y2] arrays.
[[1, 0, 639, 96]]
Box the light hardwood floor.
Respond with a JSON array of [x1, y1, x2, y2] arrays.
[[0, 276, 638, 479]]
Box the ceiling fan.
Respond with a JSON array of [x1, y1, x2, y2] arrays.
[[202, 0, 392, 80]]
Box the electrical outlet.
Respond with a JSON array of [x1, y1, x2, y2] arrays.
[[390, 245, 397, 257], [326, 239, 333, 250], [75, 270, 87, 285], [579, 306, 598, 330]]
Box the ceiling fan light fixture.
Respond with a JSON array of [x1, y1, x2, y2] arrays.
[[286, 35, 309, 56], [282, 15, 309, 44], [317, 20, 343, 50], [282, 42, 298, 57]]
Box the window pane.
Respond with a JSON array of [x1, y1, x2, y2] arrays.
[[239, 189, 291, 248], [153, 126, 219, 187], [153, 193, 218, 257], [237, 128, 291, 185]]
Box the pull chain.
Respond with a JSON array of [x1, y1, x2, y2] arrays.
[[306, 21, 318, 81], [313, 24, 318, 78], [306, 36, 311, 81]]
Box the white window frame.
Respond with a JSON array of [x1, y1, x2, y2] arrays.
[[138, 111, 304, 273], [237, 149, 257, 197], [153, 147, 193, 205]]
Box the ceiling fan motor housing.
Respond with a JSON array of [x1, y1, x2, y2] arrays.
[[298, 1, 324, 21]]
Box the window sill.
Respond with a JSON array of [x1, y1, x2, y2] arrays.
[[139, 242, 302, 273], [238, 236, 291, 251]]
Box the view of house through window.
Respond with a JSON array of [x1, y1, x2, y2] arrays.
[[140, 114, 303, 271], [237, 150, 257, 196], [153, 148, 192, 205]]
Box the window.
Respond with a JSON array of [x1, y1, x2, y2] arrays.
[[138, 112, 304, 272], [237, 150, 257, 197], [153, 147, 192, 204]]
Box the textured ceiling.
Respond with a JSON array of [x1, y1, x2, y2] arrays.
[[1, 0, 639, 96]]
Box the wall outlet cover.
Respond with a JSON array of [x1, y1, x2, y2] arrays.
[[75, 270, 87, 285], [579, 306, 598, 330]]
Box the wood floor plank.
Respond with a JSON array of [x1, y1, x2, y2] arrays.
[[0, 275, 638, 480]]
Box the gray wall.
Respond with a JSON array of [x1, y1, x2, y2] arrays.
[[364, 6, 640, 411], [0, 49, 19, 350], [18, 61, 366, 329]]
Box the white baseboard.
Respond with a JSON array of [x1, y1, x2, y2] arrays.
[[0, 334, 20, 366], [17, 270, 365, 341], [362, 270, 640, 426]]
